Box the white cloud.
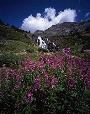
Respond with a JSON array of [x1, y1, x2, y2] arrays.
[[44, 8, 56, 20], [21, 8, 77, 32]]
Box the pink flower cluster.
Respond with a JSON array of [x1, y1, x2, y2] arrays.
[[40, 54, 65, 70], [0, 51, 90, 104], [25, 91, 33, 103], [22, 59, 36, 71]]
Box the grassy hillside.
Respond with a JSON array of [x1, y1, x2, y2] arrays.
[[0, 24, 37, 53], [0, 40, 32, 52]]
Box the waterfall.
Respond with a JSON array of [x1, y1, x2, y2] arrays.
[[37, 36, 47, 49], [53, 42, 56, 47]]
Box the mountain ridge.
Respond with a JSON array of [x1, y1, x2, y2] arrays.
[[33, 20, 90, 49], [0, 19, 90, 52]]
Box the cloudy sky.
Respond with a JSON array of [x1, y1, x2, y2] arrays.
[[0, 0, 90, 32]]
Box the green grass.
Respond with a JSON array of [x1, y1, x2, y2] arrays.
[[0, 52, 24, 68], [0, 24, 38, 53], [0, 40, 36, 53], [0, 24, 34, 44]]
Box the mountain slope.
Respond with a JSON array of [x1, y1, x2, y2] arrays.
[[33, 20, 90, 49], [0, 23, 37, 53]]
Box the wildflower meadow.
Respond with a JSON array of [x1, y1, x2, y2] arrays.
[[0, 49, 90, 114]]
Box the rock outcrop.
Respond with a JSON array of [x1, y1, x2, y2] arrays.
[[33, 20, 90, 49]]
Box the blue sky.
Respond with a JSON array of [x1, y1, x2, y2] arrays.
[[0, 0, 90, 32]]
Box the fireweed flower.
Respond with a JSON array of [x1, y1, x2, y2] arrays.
[[84, 75, 90, 87], [44, 75, 58, 88], [7, 69, 22, 81], [51, 76, 59, 88], [43, 72, 50, 87], [5, 68, 22, 90], [81, 69, 90, 87], [34, 76, 41, 90], [66, 57, 76, 75], [63, 47, 72, 55], [25, 91, 33, 103], [22, 59, 36, 71], [36, 61, 45, 70], [68, 77, 76, 88]]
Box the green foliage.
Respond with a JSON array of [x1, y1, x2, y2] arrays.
[[71, 43, 81, 56], [0, 24, 33, 44], [1, 67, 89, 114], [38, 48, 49, 53], [23, 71, 37, 87], [82, 51, 90, 59], [71, 44, 90, 58], [0, 51, 90, 114], [0, 40, 31, 53], [31, 53, 40, 61], [26, 47, 35, 53], [0, 23, 37, 53], [0, 52, 24, 68]]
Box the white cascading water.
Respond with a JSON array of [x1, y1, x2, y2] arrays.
[[37, 36, 47, 49], [53, 42, 56, 47]]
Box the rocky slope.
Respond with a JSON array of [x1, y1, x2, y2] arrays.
[[33, 20, 90, 49]]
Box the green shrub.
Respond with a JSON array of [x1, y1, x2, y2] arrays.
[[26, 48, 35, 53], [31, 53, 40, 61], [0, 52, 24, 68], [71, 44, 83, 56], [0, 40, 30, 53], [83, 51, 90, 59], [38, 48, 49, 53]]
